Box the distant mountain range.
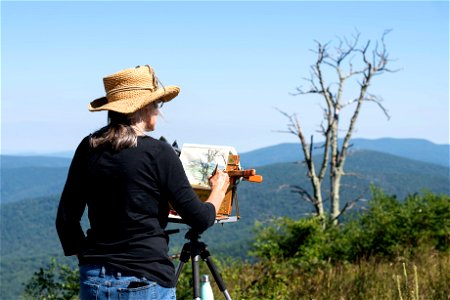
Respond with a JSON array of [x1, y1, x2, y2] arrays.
[[1, 138, 449, 298], [240, 138, 450, 168], [2, 138, 448, 204], [1, 155, 71, 168], [4, 137, 448, 167]]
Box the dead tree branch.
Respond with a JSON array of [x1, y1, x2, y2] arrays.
[[278, 30, 397, 224]]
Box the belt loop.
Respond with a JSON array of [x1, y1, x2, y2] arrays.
[[100, 266, 106, 278]]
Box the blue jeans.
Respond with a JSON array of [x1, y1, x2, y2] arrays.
[[79, 265, 176, 300]]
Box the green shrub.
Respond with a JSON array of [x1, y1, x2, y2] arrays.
[[23, 258, 79, 300], [345, 189, 450, 260], [251, 189, 450, 264], [251, 217, 334, 265]]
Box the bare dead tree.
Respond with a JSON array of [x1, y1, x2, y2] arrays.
[[279, 30, 397, 224]]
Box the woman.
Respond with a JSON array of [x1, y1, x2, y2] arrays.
[[56, 65, 230, 299]]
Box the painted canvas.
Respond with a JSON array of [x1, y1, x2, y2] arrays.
[[179, 143, 238, 188]]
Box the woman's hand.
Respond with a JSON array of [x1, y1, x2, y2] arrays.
[[209, 170, 230, 194], [206, 170, 230, 213]]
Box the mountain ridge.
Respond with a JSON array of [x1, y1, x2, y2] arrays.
[[2, 138, 448, 205], [239, 138, 450, 168], [2, 138, 448, 168]]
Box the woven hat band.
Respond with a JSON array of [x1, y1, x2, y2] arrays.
[[106, 86, 157, 97], [106, 89, 151, 105]]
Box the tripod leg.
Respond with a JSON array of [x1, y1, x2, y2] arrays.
[[192, 255, 201, 300], [175, 242, 191, 283], [175, 261, 185, 283], [205, 256, 232, 300]]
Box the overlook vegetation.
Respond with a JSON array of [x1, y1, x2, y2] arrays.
[[1, 140, 449, 299], [22, 190, 450, 299]]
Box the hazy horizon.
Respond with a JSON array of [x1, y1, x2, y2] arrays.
[[2, 136, 448, 158]]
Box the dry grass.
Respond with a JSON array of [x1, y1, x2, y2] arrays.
[[203, 250, 450, 300]]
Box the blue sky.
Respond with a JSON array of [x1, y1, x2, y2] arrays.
[[2, 1, 449, 154]]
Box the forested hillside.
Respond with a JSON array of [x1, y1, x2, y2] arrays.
[[1, 148, 449, 298], [1, 155, 71, 204], [1, 167, 68, 203]]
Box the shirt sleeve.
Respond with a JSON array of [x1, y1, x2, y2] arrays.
[[55, 137, 89, 256], [157, 143, 216, 232]]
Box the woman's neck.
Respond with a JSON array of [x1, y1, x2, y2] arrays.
[[131, 122, 147, 136]]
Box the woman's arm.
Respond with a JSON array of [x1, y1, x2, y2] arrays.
[[55, 137, 89, 256]]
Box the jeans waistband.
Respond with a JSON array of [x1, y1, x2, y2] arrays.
[[80, 264, 138, 280]]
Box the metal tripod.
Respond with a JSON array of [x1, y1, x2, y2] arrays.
[[175, 228, 232, 300]]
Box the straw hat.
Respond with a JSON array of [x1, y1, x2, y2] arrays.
[[88, 65, 180, 114]]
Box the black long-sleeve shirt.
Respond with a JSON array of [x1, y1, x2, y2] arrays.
[[56, 135, 215, 287]]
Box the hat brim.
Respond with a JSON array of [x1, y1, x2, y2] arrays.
[[88, 86, 180, 114]]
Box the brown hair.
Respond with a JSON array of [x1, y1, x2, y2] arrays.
[[89, 104, 155, 151]]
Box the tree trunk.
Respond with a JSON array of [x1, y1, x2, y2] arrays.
[[312, 176, 324, 217], [331, 169, 342, 224], [330, 108, 340, 224]]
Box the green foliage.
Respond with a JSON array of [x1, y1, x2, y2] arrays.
[[0, 195, 87, 299], [252, 189, 450, 264], [251, 217, 334, 265], [23, 258, 79, 300], [345, 188, 450, 260]]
